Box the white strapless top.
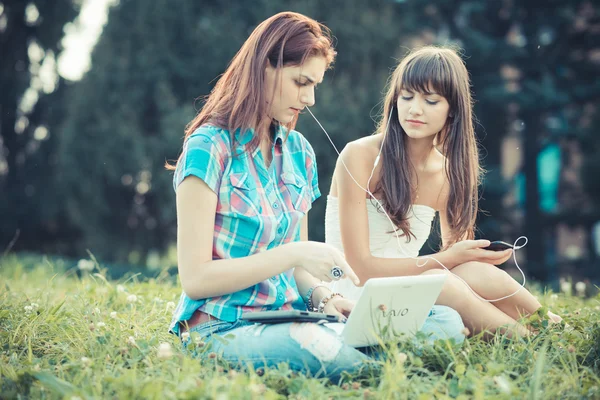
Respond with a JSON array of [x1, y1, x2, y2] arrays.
[[324, 195, 436, 300]]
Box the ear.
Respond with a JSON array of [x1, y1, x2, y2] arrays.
[[265, 61, 275, 76]]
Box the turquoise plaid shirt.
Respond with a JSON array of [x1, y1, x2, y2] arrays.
[[169, 124, 320, 334]]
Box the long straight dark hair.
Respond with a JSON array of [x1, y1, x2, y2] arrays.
[[166, 12, 336, 170], [374, 46, 483, 247]]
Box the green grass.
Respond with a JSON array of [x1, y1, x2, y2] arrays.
[[1, 255, 600, 399]]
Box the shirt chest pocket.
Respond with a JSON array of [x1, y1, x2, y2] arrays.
[[281, 172, 311, 214], [228, 172, 261, 216]]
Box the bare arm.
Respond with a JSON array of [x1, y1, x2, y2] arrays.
[[293, 216, 334, 307], [438, 205, 455, 250], [438, 179, 513, 266], [336, 142, 460, 283], [177, 176, 302, 300]]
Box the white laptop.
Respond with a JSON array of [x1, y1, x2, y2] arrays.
[[325, 274, 447, 347]]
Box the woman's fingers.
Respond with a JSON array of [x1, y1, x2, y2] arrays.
[[479, 248, 513, 264], [324, 298, 354, 322], [473, 239, 491, 249], [336, 298, 355, 316], [332, 251, 360, 285], [495, 249, 513, 264]]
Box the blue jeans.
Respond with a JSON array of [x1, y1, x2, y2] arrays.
[[183, 305, 464, 383]]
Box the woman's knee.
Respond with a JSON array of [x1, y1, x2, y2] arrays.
[[454, 261, 517, 287], [424, 270, 472, 309], [289, 324, 368, 363], [420, 268, 452, 277], [422, 305, 466, 344]]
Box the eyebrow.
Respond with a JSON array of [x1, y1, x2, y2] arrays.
[[300, 74, 323, 84]]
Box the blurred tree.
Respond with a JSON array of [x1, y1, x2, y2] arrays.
[[9, 0, 599, 281], [0, 1, 79, 253]]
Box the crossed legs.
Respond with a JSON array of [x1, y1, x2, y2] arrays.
[[419, 261, 549, 338]]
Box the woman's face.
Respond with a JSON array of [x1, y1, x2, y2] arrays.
[[264, 56, 327, 124], [396, 87, 450, 140]]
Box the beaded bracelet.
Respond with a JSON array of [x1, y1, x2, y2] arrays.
[[304, 284, 330, 311], [317, 292, 343, 313]]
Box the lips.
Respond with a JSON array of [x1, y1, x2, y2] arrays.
[[406, 119, 425, 124]]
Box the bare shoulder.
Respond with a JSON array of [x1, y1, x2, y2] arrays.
[[331, 135, 383, 196], [338, 134, 382, 167]]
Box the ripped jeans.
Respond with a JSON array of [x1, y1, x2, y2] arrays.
[[183, 305, 465, 383]]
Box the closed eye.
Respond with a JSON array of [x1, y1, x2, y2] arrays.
[[401, 96, 438, 105]]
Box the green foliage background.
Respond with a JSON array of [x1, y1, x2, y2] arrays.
[[1, 0, 599, 280]]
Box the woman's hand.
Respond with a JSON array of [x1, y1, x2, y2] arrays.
[[323, 296, 355, 322], [445, 239, 513, 267], [285, 241, 360, 285]]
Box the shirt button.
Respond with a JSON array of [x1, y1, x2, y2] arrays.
[[273, 203, 279, 209], [271, 276, 277, 281], [277, 227, 283, 234], [277, 293, 284, 300], [203, 138, 209, 143]]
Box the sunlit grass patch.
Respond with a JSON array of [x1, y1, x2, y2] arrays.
[[1, 255, 599, 399]]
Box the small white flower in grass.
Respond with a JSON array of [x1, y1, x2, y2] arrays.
[[575, 281, 586, 296], [550, 294, 558, 300], [194, 335, 205, 346], [31, 303, 39, 310], [166, 302, 175, 311], [80, 357, 91, 367], [110, 311, 117, 319], [24, 305, 33, 314], [157, 342, 173, 359], [116, 284, 126, 293], [493, 375, 511, 394], [97, 322, 106, 328], [71, 397, 83, 400], [93, 307, 101, 315], [396, 352, 408, 365], [77, 259, 94, 272], [126, 294, 137, 303], [127, 336, 137, 346], [181, 332, 190, 342], [560, 280, 571, 294]]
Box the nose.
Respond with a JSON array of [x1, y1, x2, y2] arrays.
[[300, 86, 315, 107], [408, 100, 423, 116]]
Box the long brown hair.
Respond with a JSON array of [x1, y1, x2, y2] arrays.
[[166, 12, 336, 170], [374, 46, 482, 247]]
